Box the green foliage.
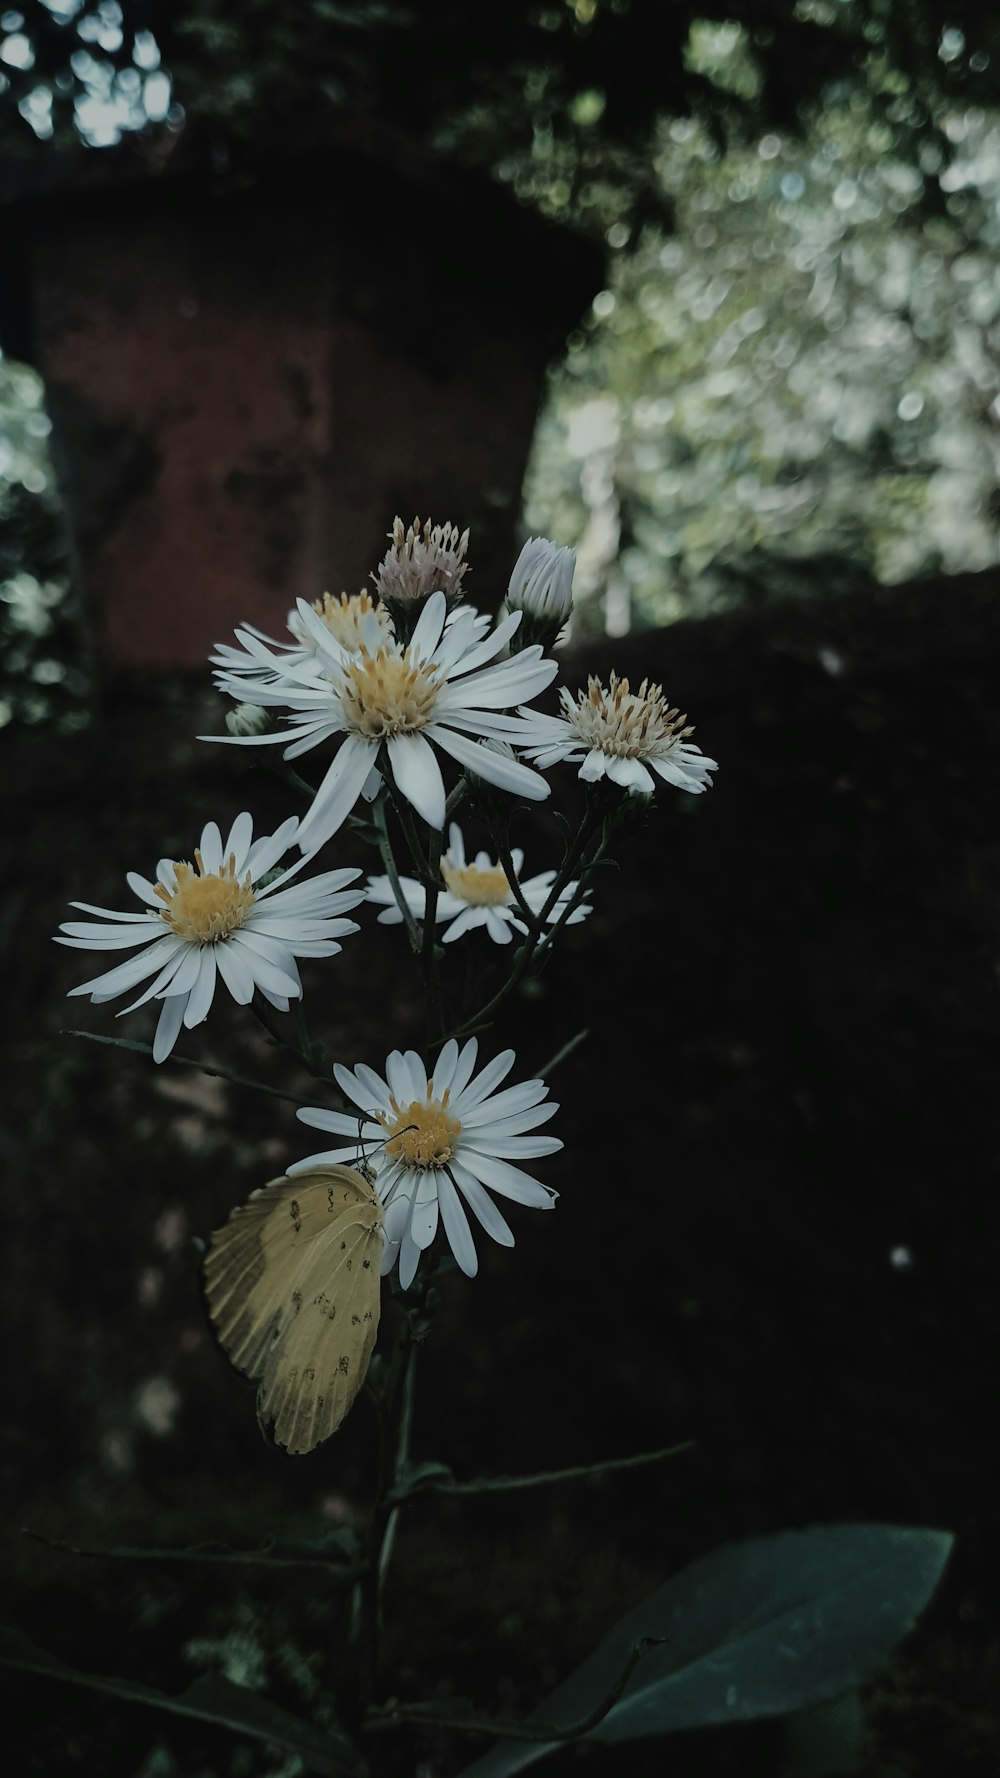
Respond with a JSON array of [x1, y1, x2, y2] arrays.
[[3, 4, 1000, 239], [525, 79, 1000, 631], [0, 354, 88, 732], [0, 1623, 360, 1775], [457, 1524, 953, 1777]]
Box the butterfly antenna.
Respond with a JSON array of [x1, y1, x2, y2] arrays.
[[356, 1113, 418, 1180]]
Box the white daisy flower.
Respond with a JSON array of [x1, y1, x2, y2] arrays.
[[514, 671, 718, 796], [55, 813, 365, 1063], [206, 591, 557, 853], [210, 590, 392, 686], [365, 821, 591, 946], [293, 1038, 561, 1286]]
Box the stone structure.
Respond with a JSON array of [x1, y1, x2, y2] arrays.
[[1, 146, 601, 668]]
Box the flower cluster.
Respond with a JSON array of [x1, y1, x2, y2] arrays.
[[56, 516, 718, 1304]]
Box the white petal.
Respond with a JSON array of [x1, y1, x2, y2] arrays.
[[397, 1228, 422, 1290], [198, 822, 224, 874], [578, 748, 609, 783], [438, 1169, 478, 1276], [457, 1149, 557, 1208], [66, 934, 184, 1002], [223, 811, 255, 871], [153, 994, 186, 1063], [409, 1172, 440, 1250], [606, 755, 654, 793], [450, 1161, 514, 1247], [440, 906, 486, 944], [125, 873, 163, 908], [427, 726, 551, 802], [460, 1079, 548, 1121], [449, 1038, 480, 1099], [408, 589, 447, 661], [58, 921, 164, 949], [213, 939, 258, 1004], [453, 1048, 517, 1113], [296, 734, 378, 850], [484, 908, 515, 944], [430, 1038, 460, 1095], [182, 948, 218, 1028], [387, 732, 446, 830], [228, 934, 301, 998]]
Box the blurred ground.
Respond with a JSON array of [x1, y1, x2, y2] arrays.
[[2, 568, 999, 1775]]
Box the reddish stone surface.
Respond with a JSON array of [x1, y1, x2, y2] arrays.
[[16, 158, 600, 668]]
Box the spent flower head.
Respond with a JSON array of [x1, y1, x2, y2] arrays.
[[365, 821, 591, 946], [55, 813, 364, 1061], [374, 515, 470, 635], [293, 1037, 561, 1286], [514, 670, 718, 796]]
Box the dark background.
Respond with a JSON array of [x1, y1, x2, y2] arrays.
[[3, 1, 1000, 1771], [3, 567, 999, 1774]]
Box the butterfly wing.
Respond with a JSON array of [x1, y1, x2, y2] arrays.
[[204, 1164, 382, 1454]]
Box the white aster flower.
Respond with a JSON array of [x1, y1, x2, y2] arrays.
[[206, 591, 557, 852], [514, 671, 718, 795], [211, 590, 392, 686], [287, 589, 394, 652], [506, 537, 576, 624], [55, 813, 364, 1063], [293, 1038, 561, 1286], [365, 821, 591, 946]]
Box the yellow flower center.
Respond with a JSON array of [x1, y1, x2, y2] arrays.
[[565, 671, 694, 760], [377, 1088, 462, 1169], [154, 851, 255, 945], [440, 857, 513, 907], [339, 642, 441, 739], [312, 589, 392, 650]]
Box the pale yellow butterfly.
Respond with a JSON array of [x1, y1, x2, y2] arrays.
[[203, 1164, 383, 1455]]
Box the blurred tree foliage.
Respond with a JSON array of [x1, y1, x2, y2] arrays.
[[4, 2, 1000, 705], [0, 358, 86, 731], [1, 2, 1000, 236], [526, 34, 1000, 632]]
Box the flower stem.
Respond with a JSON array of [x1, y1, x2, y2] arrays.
[[373, 793, 422, 952]]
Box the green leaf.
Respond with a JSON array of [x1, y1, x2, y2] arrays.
[[458, 1523, 953, 1778], [0, 1626, 359, 1775]]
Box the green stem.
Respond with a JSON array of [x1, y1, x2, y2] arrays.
[[62, 1030, 310, 1106], [402, 1440, 695, 1500], [366, 1636, 662, 1740], [490, 822, 544, 938], [250, 996, 328, 1081], [450, 807, 604, 1040], [421, 823, 445, 1044], [373, 793, 421, 952]]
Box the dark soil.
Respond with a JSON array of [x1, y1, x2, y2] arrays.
[[2, 569, 999, 1776]]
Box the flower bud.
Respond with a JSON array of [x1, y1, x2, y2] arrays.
[[225, 702, 272, 737], [504, 537, 575, 651]]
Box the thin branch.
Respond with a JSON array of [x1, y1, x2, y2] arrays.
[[366, 1636, 664, 1741], [535, 1027, 590, 1079], [389, 1441, 694, 1503], [22, 1528, 364, 1577], [373, 792, 422, 952], [62, 1030, 308, 1106]]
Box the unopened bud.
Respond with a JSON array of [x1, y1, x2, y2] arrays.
[[225, 702, 272, 737], [504, 537, 575, 650]]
